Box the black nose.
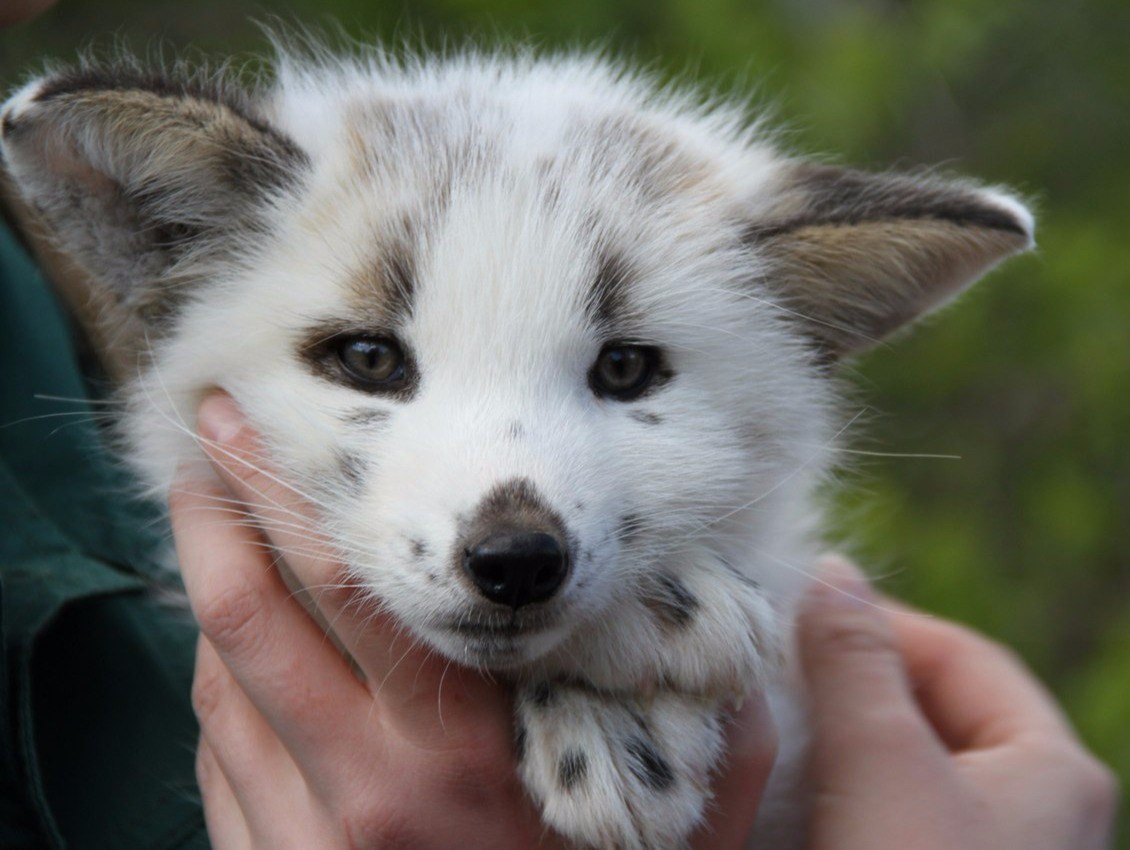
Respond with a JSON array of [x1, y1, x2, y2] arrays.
[[463, 531, 568, 609]]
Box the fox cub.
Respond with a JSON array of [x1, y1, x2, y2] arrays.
[[1, 44, 1031, 849]]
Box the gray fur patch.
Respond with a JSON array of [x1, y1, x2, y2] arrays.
[[345, 408, 392, 428], [629, 409, 663, 426], [336, 450, 368, 488]]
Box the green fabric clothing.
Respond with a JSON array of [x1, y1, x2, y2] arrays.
[[0, 222, 208, 849]]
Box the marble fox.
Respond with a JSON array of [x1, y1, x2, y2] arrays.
[[0, 42, 1033, 849]]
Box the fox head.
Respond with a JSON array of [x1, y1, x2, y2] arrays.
[[0, 50, 1032, 668]]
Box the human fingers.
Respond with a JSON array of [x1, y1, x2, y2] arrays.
[[170, 470, 373, 781], [797, 556, 945, 781], [690, 692, 778, 850], [196, 392, 514, 745], [798, 556, 969, 848], [884, 600, 1074, 751], [196, 738, 252, 850], [885, 600, 1119, 848], [192, 636, 308, 834]]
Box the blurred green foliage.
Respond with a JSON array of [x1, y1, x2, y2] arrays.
[[3, 0, 1127, 841]]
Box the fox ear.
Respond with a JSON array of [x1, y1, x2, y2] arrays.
[[746, 163, 1034, 360], [0, 64, 307, 323]]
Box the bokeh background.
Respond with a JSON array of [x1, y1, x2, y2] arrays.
[[3, 0, 1127, 841]]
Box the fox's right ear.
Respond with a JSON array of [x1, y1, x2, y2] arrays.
[[745, 163, 1034, 361], [0, 64, 307, 323]]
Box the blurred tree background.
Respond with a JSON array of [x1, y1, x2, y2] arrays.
[[3, 0, 1127, 841]]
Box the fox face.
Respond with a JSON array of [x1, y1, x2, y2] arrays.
[[1, 45, 1032, 848]]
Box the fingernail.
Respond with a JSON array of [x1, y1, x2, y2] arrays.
[[197, 392, 245, 446], [807, 554, 874, 610]]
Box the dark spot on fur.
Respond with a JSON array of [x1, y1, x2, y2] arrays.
[[529, 681, 556, 708], [345, 408, 392, 428], [646, 573, 698, 630], [336, 450, 367, 489], [410, 538, 430, 559], [629, 410, 663, 426], [558, 749, 588, 792], [573, 500, 585, 513], [506, 421, 526, 441], [625, 735, 675, 792]]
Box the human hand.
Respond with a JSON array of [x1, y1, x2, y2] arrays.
[[170, 391, 777, 849], [798, 556, 1119, 850]]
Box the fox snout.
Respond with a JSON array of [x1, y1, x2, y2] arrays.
[[456, 476, 573, 610]]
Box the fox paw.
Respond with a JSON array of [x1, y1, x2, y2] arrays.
[[515, 682, 726, 850]]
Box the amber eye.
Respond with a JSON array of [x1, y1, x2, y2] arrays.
[[589, 344, 660, 401], [335, 335, 406, 388]]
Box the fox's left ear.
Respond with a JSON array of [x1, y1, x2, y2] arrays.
[[745, 163, 1034, 360], [0, 65, 307, 323]]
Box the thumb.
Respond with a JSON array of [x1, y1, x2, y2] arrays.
[[798, 556, 940, 793]]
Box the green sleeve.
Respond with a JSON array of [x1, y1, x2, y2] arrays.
[[0, 221, 209, 849]]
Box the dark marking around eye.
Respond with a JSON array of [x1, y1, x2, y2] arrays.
[[629, 410, 663, 426], [625, 735, 675, 792], [558, 749, 588, 792], [647, 573, 698, 630], [298, 324, 419, 402]]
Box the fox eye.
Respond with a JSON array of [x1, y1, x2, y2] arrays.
[[335, 335, 406, 389], [589, 344, 660, 401]]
